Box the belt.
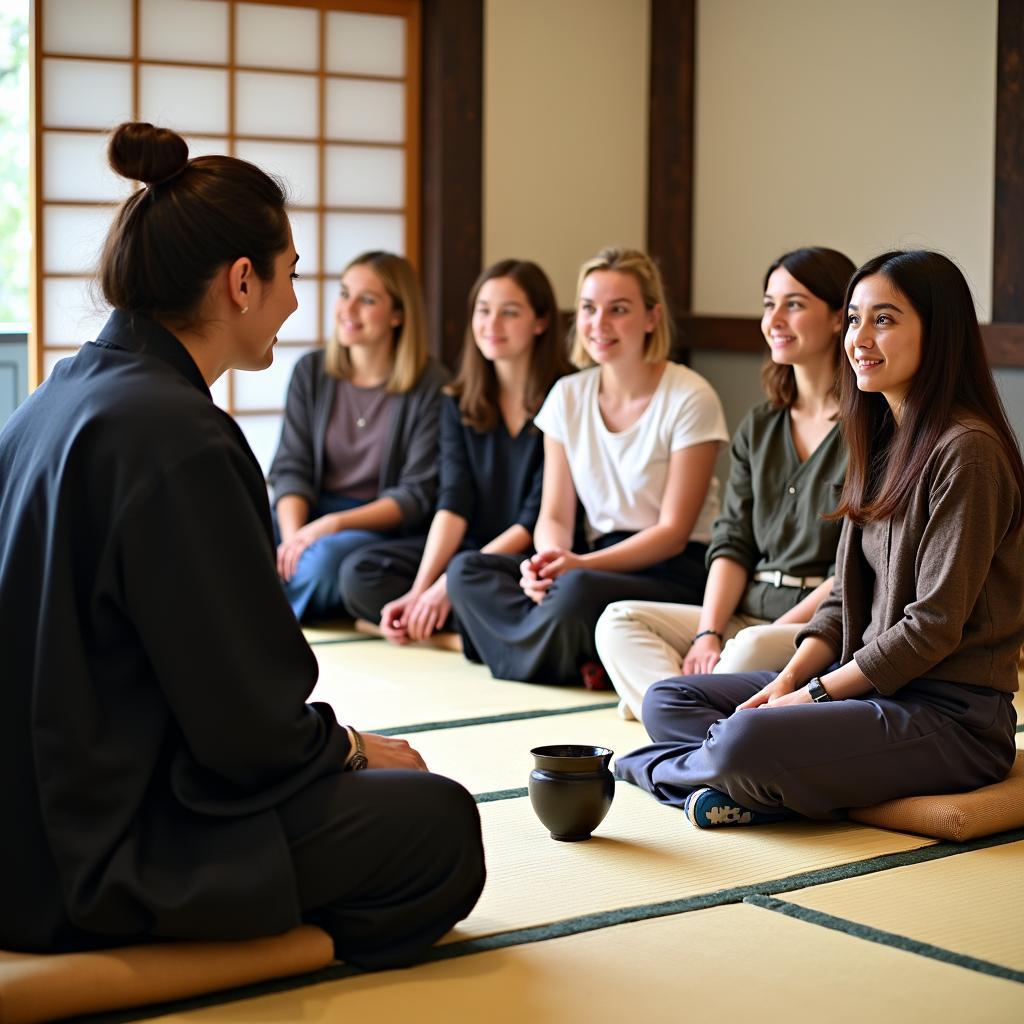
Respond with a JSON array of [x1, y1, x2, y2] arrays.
[[753, 570, 826, 589]]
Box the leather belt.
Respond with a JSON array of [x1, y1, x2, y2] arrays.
[[753, 570, 826, 589]]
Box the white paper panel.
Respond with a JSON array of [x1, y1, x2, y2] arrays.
[[323, 212, 404, 275], [139, 0, 229, 63], [183, 136, 229, 159], [43, 205, 116, 274], [43, 0, 133, 57], [43, 59, 133, 130], [43, 132, 135, 202], [210, 371, 230, 410], [139, 65, 229, 135], [286, 213, 319, 276], [235, 71, 319, 139], [234, 413, 283, 476], [236, 3, 319, 70], [235, 140, 319, 204], [233, 345, 314, 411], [276, 277, 320, 341], [326, 11, 405, 77], [325, 79, 404, 143], [43, 349, 78, 380], [325, 146, 403, 208], [43, 277, 111, 346]]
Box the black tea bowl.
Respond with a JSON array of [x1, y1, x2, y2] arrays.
[[529, 744, 614, 842]]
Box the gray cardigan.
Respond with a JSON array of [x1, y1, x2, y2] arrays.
[[268, 349, 450, 529]]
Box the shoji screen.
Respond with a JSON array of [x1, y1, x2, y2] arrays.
[[33, 0, 420, 472]]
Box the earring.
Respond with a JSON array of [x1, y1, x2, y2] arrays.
[[240, 306, 249, 315]]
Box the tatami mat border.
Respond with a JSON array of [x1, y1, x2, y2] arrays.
[[79, 824, 1024, 1023], [475, 787, 529, 803], [376, 701, 619, 736], [745, 894, 1024, 985], [304, 635, 378, 646]]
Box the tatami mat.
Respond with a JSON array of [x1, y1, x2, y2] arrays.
[[148, 903, 1024, 1023], [301, 619, 365, 644], [402, 706, 645, 795], [444, 784, 934, 944], [781, 840, 1024, 972], [310, 640, 613, 732]]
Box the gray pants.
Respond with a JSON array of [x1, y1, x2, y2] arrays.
[[615, 671, 1017, 819]]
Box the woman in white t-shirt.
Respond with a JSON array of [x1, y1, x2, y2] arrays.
[[446, 247, 729, 685]]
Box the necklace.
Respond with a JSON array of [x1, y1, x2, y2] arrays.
[[349, 381, 388, 429]]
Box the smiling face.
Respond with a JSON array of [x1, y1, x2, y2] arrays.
[[234, 225, 299, 371], [761, 266, 842, 367], [334, 263, 401, 352], [576, 270, 659, 366], [472, 276, 546, 365], [845, 273, 924, 414]]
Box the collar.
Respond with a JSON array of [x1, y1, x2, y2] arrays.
[[94, 309, 211, 399]]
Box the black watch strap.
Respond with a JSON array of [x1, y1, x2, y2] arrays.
[[807, 677, 833, 703]]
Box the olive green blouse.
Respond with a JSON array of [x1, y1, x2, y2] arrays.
[[707, 402, 847, 621]]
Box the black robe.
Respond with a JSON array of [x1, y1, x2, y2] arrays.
[[0, 311, 351, 952]]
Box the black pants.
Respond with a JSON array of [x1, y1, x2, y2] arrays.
[[615, 672, 1018, 819], [446, 538, 708, 686], [279, 769, 485, 969]]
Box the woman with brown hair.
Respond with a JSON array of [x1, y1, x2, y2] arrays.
[[616, 250, 1023, 828], [342, 258, 570, 642], [269, 250, 449, 621], [0, 123, 484, 963], [596, 247, 853, 721]]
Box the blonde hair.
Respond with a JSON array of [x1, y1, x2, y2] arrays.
[[568, 247, 673, 368], [325, 251, 428, 393]]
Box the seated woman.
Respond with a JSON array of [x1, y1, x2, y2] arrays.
[[447, 247, 730, 686], [0, 123, 484, 963], [342, 259, 570, 644], [596, 247, 854, 721], [616, 250, 1023, 827], [269, 251, 448, 622]]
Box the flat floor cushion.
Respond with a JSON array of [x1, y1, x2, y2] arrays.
[[0, 924, 333, 1024], [849, 750, 1024, 842]]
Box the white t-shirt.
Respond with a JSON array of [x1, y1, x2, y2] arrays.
[[533, 362, 729, 544]]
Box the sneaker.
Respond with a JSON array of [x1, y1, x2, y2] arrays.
[[684, 787, 788, 828], [617, 697, 637, 721]]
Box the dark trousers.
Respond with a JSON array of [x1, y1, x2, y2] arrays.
[[445, 539, 708, 686], [279, 769, 485, 970], [341, 536, 464, 632], [615, 672, 1018, 820]]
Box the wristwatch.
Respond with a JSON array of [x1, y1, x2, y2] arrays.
[[347, 727, 369, 771], [807, 677, 833, 703]]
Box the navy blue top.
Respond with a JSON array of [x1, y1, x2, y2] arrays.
[[436, 394, 545, 547]]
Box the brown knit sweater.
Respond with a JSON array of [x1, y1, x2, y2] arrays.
[[797, 420, 1024, 695]]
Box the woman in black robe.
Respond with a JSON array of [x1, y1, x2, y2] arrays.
[[0, 122, 484, 967]]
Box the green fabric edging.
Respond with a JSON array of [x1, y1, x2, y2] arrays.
[[744, 893, 1024, 984], [375, 701, 619, 736], [305, 634, 378, 647], [475, 787, 529, 803]]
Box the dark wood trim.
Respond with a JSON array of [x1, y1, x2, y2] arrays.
[[993, 0, 1023, 322], [647, 0, 696, 328], [678, 315, 1024, 368], [420, 0, 483, 368]]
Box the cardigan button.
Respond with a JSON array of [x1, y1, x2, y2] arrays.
[[788, 486, 796, 494]]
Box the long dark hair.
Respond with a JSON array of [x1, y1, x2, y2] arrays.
[[833, 250, 1024, 527], [761, 246, 855, 409], [448, 259, 570, 432], [100, 122, 289, 325]]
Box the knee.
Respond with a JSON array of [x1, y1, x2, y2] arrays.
[[417, 775, 485, 890], [705, 710, 777, 778], [445, 550, 483, 598], [595, 601, 631, 646], [717, 626, 793, 673], [640, 677, 701, 738]]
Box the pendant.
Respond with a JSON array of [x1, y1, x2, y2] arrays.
[[356, 416, 367, 428]]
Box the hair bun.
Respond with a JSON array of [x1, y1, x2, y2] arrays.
[[108, 122, 189, 186]]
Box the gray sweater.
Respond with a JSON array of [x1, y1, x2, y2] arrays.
[[797, 420, 1024, 695], [268, 350, 450, 529]]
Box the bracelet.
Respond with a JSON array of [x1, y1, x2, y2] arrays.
[[693, 629, 723, 643]]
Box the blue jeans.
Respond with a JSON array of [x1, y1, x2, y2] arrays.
[[278, 493, 390, 622]]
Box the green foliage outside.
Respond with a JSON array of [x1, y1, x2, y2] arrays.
[[0, 3, 29, 327]]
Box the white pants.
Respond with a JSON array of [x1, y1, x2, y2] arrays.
[[594, 601, 804, 722]]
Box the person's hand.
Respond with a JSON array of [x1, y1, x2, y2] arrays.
[[361, 732, 428, 771], [736, 673, 805, 711], [682, 632, 723, 675], [276, 516, 338, 582], [406, 576, 451, 641], [519, 551, 557, 603], [380, 591, 416, 643]]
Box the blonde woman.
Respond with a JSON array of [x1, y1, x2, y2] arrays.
[[446, 247, 729, 685], [269, 251, 449, 621]]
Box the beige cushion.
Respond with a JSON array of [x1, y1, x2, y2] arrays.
[[850, 750, 1024, 842], [0, 925, 333, 1024]]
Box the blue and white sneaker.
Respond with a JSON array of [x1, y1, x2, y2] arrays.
[[684, 787, 789, 828]]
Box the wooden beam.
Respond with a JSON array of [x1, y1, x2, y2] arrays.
[[420, 0, 483, 369]]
